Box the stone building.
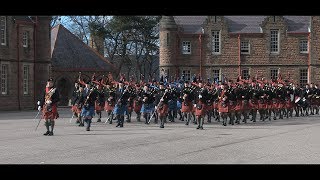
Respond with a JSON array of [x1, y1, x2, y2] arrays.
[[159, 16, 320, 86], [0, 16, 51, 110], [51, 24, 116, 106]]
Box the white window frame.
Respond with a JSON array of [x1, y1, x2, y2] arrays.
[[270, 29, 279, 54], [0, 16, 6, 46], [182, 41, 191, 54], [23, 65, 29, 95], [300, 69, 308, 87], [241, 69, 250, 80], [270, 68, 279, 80], [22, 31, 29, 48], [299, 39, 308, 53], [182, 69, 191, 81], [240, 41, 250, 54], [212, 69, 221, 82], [1, 63, 9, 95], [212, 30, 221, 54]]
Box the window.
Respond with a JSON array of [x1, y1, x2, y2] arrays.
[[0, 16, 6, 46], [270, 29, 279, 53], [270, 69, 279, 80], [212, 30, 221, 54], [300, 39, 308, 53], [241, 69, 250, 80], [240, 41, 250, 54], [213, 16, 217, 23], [213, 69, 221, 83], [1, 64, 8, 95], [182, 70, 191, 81], [22, 31, 29, 48], [23, 65, 29, 95], [182, 41, 191, 54], [300, 69, 308, 87]]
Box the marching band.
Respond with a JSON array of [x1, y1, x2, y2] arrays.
[[37, 71, 320, 135]]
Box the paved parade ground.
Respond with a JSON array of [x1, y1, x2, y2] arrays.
[[1, 107, 320, 164]]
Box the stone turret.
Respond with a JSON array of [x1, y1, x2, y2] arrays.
[[159, 16, 177, 80]]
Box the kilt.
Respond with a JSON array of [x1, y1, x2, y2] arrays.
[[133, 100, 142, 113], [181, 100, 193, 113], [249, 99, 258, 109], [43, 104, 59, 120], [218, 101, 229, 113], [228, 101, 236, 112], [241, 100, 249, 110], [176, 100, 182, 110], [104, 101, 115, 112], [168, 100, 177, 111], [95, 101, 105, 112], [71, 105, 81, 114], [235, 100, 242, 111], [285, 99, 294, 109], [113, 104, 127, 115], [81, 106, 95, 118], [195, 102, 206, 116], [141, 103, 154, 114], [157, 103, 169, 117], [258, 99, 267, 110]]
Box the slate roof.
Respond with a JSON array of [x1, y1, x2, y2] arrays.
[[51, 24, 115, 72], [173, 16, 310, 34]]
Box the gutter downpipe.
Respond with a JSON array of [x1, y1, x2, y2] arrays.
[[238, 34, 241, 76], [308, 32, 311, 84], [33, 17, 37, 109], [199, 34, 202, 79], [16, 23, 21, 110]]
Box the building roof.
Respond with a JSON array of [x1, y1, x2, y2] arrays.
[[173, 16, 310, 34], [51, 24, 116, 72]]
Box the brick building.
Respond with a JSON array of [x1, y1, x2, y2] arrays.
[[0, 16, 51, 111], [51, 24, 116, 106], [159, 16, 320, 86]]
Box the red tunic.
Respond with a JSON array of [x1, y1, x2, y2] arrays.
[[43, 87, 59, 120]]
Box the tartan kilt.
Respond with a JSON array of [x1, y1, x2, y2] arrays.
[[71, 105, 81, 114], [258, 99, 267, 110], [95, 101, 105, 112], [228, 101, 236, 112], [213, 101, 219, 110], [310, 98, 318, 106], [133, 100, 142, 113], [241, 100, 249, 110], [267, 100, 273, 109], [285, 99, 294, 109], [181, 100, 193, 113], [206, 102, 213, 111], [195, 102, 206, 116], [113, 104, 127, 115], [157, 103, 169, 117], [141, 103, 154, 114], [277, 100, 285, 109], [218, 101, 229, 113], [104, 101, 115, 112], [81, 105, 95, 118], [249, 99, 258, 109], [43, 104, 59, 120], [235, 100, 242, 111], [271, 99, 279, 109]]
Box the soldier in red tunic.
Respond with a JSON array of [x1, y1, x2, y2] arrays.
[[39, 78, 60, 136]]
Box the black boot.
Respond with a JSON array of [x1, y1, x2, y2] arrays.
[[43, 121, 50, 135]]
